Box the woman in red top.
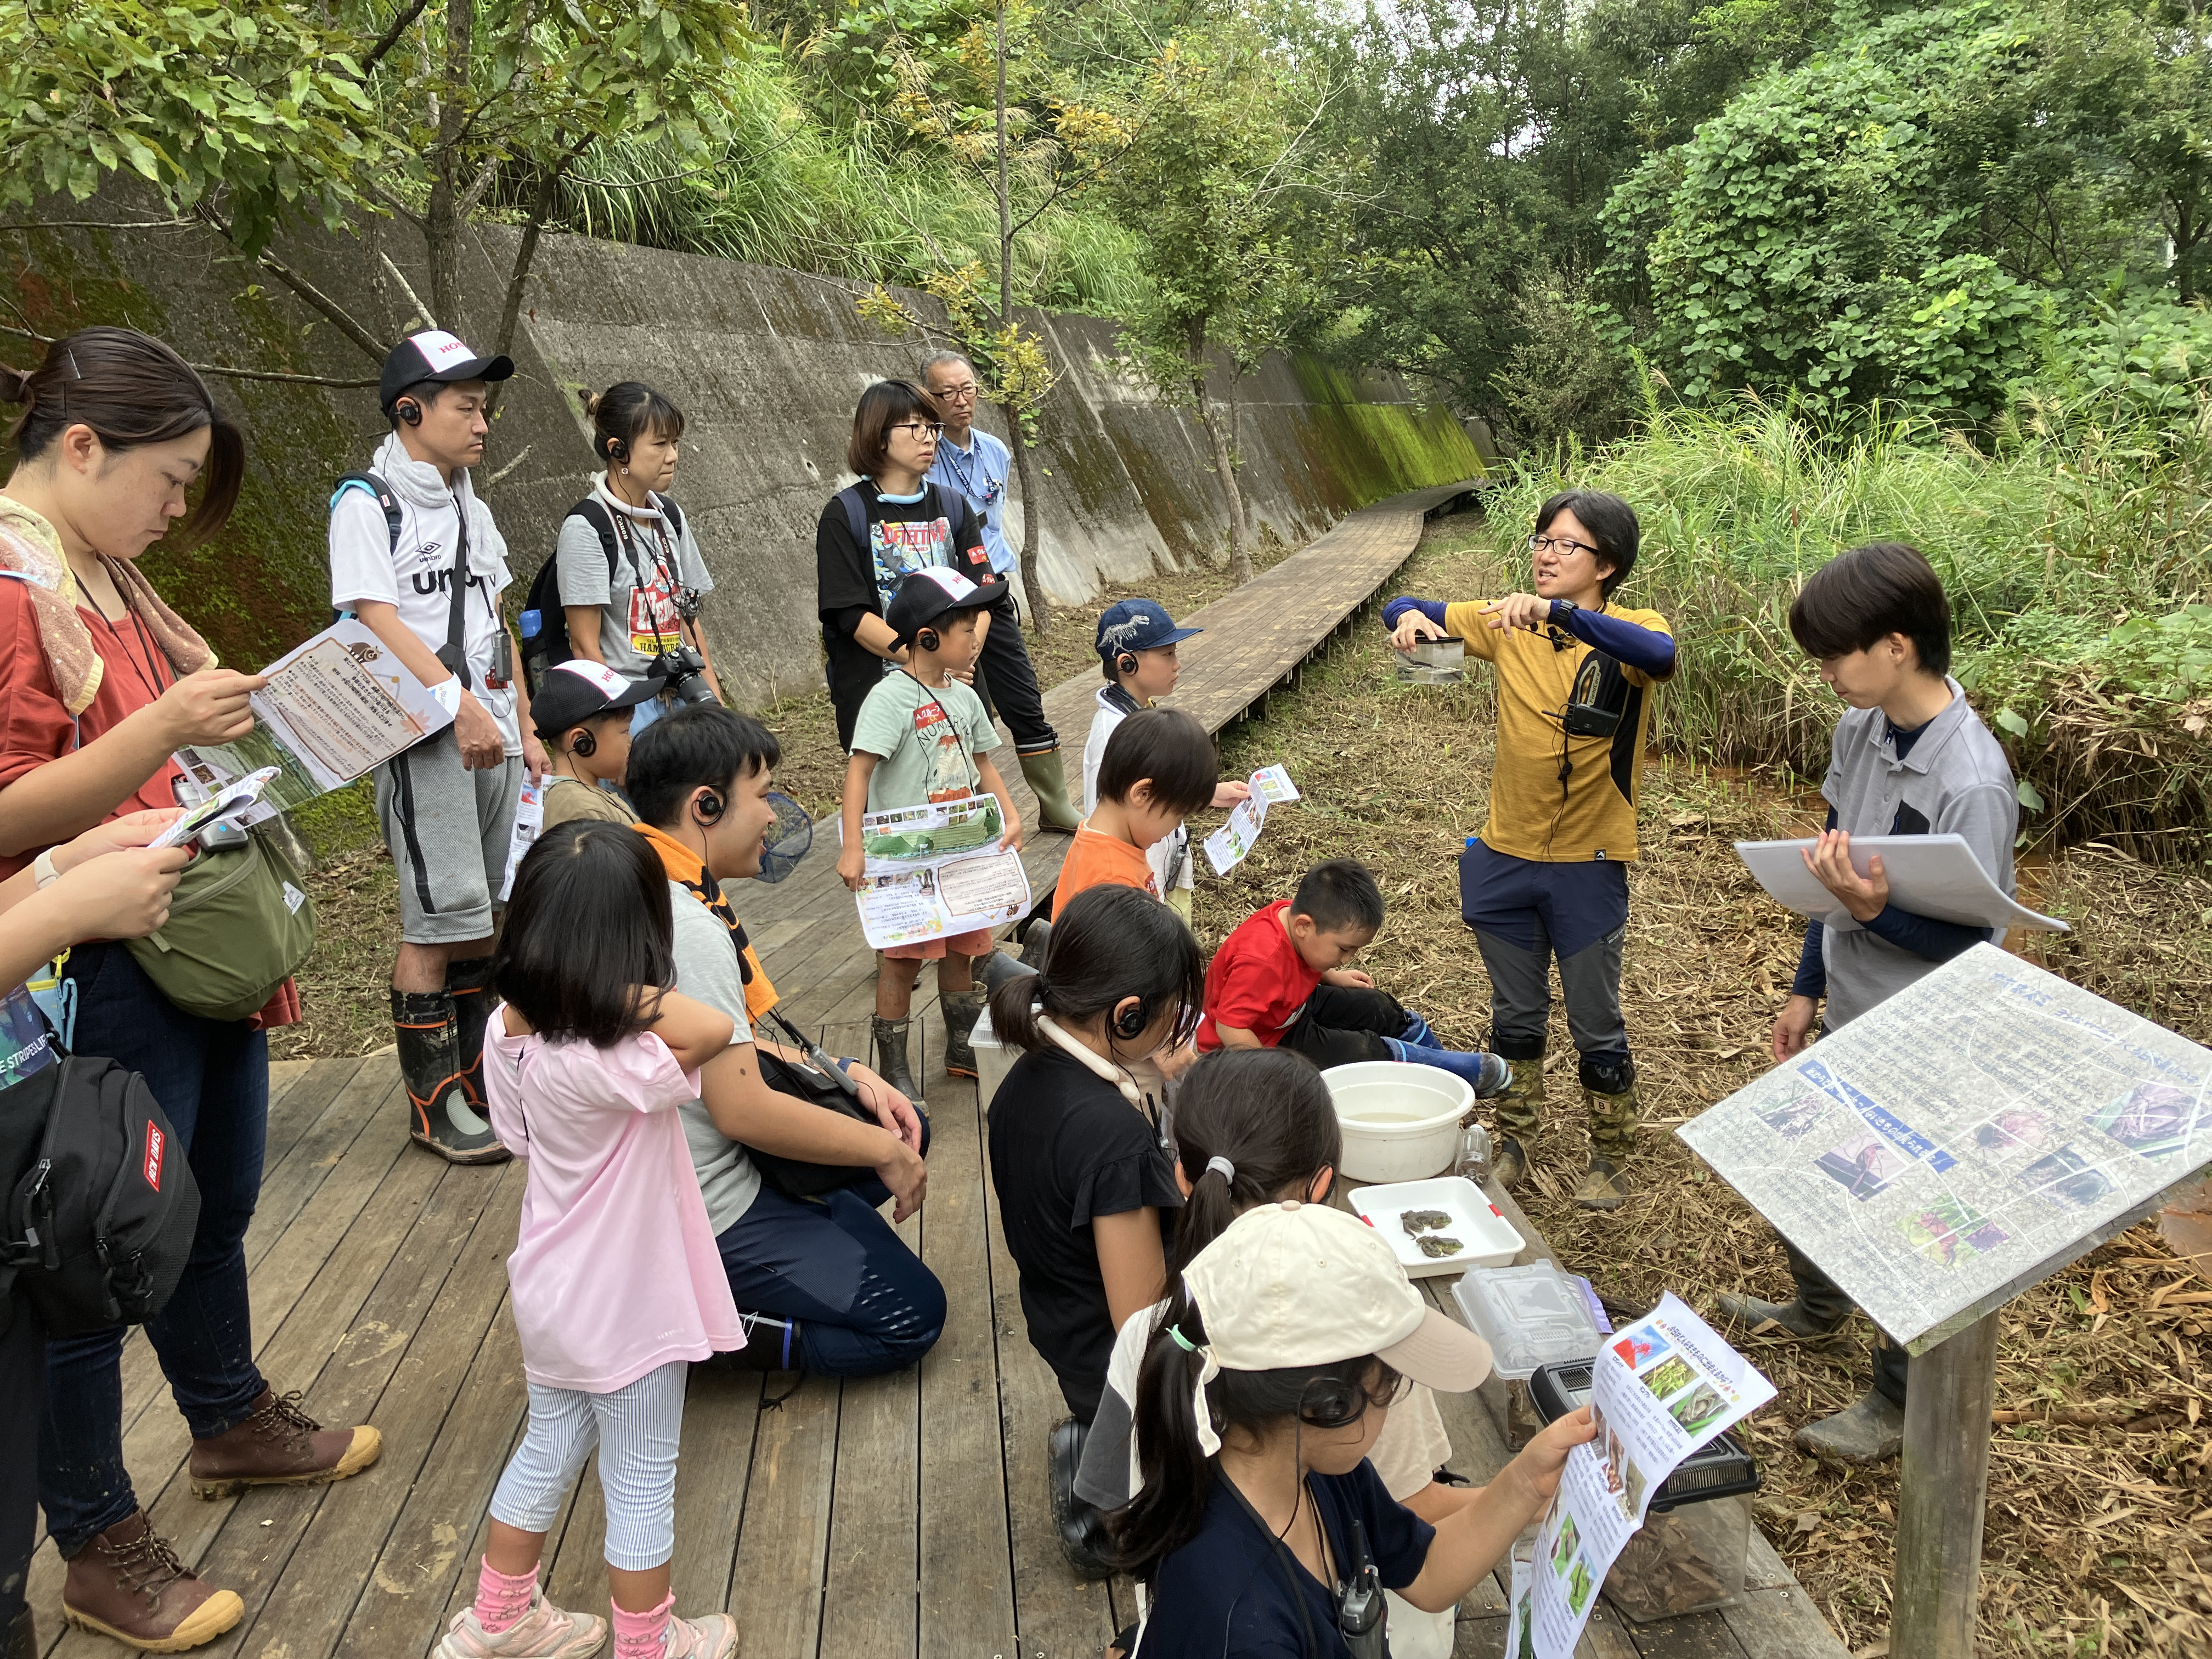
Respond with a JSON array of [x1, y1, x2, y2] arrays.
[[0, 329, 379, 1652]]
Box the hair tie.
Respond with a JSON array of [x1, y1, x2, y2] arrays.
[[1205, 1155, 1235, 1184], [1167, 1323, 1198, 1352], [1031, 976, 1051, 998]]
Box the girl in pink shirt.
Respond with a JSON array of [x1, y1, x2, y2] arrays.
[[438, 821, 743, 1659]]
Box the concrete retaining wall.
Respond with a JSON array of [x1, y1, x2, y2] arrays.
[[5, 206, 1480, 707]]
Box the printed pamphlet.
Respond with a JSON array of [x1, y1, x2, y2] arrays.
[[1204, 765, 1300, 876], [1505, 1294, 1776, 1659], [844, 793, 1031, 950], [500, 776, 544, 903]]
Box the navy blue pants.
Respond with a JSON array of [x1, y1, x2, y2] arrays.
[[1460, 839, 1632, 1077], [714, 1125, 946, 1377], [40, 944, 269, 1558]]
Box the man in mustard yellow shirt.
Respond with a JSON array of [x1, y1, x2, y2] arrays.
[[1386, 490, 1675, 1208]]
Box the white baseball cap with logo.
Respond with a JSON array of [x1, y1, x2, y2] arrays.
[[1175, 1201, 1494, 1453], [379, 328, 516, 415]]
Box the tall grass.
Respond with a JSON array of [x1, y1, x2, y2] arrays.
[[1491, 394, 2212, 857]]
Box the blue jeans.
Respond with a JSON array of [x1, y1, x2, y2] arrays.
[[714, 1142, 946, 1378], [40, 944, 269, 1558]]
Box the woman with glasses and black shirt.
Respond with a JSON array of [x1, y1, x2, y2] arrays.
[[816, 377, 1081, 828], [557, 382, 723, 727]]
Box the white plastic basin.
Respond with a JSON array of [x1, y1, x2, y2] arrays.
[[1322, 1061, 1472, 1183]]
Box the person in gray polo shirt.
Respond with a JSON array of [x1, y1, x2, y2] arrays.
[[1718, 541, 2018, 1465]]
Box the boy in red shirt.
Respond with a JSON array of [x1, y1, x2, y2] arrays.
[[1198, 859, 1510, 1093]]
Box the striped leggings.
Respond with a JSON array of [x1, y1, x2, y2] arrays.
[[489, 1361, 686, 1572]]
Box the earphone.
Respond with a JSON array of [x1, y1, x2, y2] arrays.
[[692, 787, 725, 825], [1116, 651, 1138, 679], [396, 399, 423, 427], [569, 726, 597, 759], [606, 435, 630, 464], [1114, 998, 1150, 1041], [915, 627, 940, 654]]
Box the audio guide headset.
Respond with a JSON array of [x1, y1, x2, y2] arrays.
[[692, 787, 725, 825], [605, 434, 630, 464], [1116, 651, 1139, 679], [568, 725, 597, 759], [915, 626, 941, 654], [396, 398, 423, 427], [1114, 997, 1151, 1041]]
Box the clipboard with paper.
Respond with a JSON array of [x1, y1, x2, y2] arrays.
[[1735, 834, 2068, 934]]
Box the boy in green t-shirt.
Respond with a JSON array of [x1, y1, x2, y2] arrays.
[[838, 568, 1024, 1099]]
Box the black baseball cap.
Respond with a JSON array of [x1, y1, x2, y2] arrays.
[[379, 329, 515, 415], [887, 566, 1008, 645], [531, 660, 665, 740]]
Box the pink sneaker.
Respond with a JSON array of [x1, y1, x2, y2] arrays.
[[659, 1612, 737, 1658], [435, 1590, 609, 1657]]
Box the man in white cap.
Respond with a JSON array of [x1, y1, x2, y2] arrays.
[[1118, 1201, 1594, 1656], [329, 330, 548, 1163]]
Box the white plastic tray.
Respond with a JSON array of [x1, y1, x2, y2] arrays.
[[1347, 1176, 1522, 1278]]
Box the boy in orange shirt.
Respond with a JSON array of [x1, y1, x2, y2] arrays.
[[1198, 858, 1511, 1094], [1051, 708, 1217, 919]]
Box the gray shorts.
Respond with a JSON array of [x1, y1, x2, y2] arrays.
[[375, 736, 522, 945]]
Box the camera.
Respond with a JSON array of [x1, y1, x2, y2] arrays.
[[673, 586, 703, 623], [648, 642, 720, 706]]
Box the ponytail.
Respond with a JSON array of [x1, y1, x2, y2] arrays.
[[986, 884, 1205, 1056], [2, 326, 243, 546], [1168, 1049, 1341, 1278]]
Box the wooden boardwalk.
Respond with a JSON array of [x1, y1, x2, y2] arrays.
[[25, 481, 1848, 1659]]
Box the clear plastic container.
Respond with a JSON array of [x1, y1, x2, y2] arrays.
[[1449, 1261, 1602, 1379]]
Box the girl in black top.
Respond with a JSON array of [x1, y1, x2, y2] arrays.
[[985, 883, 1206, 1576]]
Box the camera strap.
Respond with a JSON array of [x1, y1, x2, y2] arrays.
[[436, 507, 473, 689]]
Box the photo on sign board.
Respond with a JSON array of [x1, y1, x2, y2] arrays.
[[1668, 1383, 1729, 1437], [1612, 1329, 1672, 1370], [1757, 1097, 1828, 1141], [1550, 1514, 1581, 1576], [1638, 1354, 1696, 1401], [1971, 1105, 2055, 1159], [1815, 1130, 1908, 1200], [2091, 1082, 2205, 1161], [1622, 1459, 1648, 1519], [2018, 1144, 2115, 1212], [1566, 1555, 1596, 1616], [1898, 1195, 2011, 1268]]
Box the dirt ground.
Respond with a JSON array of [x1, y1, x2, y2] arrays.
[[279, 512, 2212, 1655], [1193, 515, 2212, 1659]]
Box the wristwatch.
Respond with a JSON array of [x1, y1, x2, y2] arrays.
[[1549, 599, 1581, 623], [31, 848, 60, 889]]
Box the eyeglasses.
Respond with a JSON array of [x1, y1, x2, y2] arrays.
[[1529, 534, 1598, 560], [891, 421, 946, 440], [932, 383, 980, 402]]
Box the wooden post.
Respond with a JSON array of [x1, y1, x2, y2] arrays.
[[1892, 1310, 2001, 1658]]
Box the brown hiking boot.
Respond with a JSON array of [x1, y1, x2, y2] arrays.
[[61, 1510, 242, 1652], [187, 1389, 382, 1500]]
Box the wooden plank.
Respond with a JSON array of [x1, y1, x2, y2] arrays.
[[1621, 1613, 1748, 1658], [1457, 1611, 1511, 1657], [979, 1082, 1116, 1659], [221, 1161, 526, 1659], [917, 1076, 1017, 1659], [820, 1368, 921, 1658], [726, 1373, 840, 1657], [1714, 1587, 1851, 1659], [666, 1368, 763, 1614]]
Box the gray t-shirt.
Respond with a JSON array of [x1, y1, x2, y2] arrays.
[[668, 879, 762, 1233], [1820, 681, 2018, 1030], [555, 485, 714, 680], [853, 670, 1000, 811]]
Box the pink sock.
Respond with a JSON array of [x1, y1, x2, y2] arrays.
[[612, 1592, 674, 1659], [473, 1559, 538, 1634]]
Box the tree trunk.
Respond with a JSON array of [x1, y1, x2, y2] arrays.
[[484, 160, 566, 417], [1190, 343, 1250, 583], [422, 0, 473, 329], [1000, 400, 1052, 635]]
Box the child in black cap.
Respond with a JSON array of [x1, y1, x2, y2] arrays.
[[531, 659, 663, 830]]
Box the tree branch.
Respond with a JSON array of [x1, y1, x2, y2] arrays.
[[194, 206, 391, 363], [359, 0, 436, 75], [379, 251, 438, 331], [0, 321, 377, 387], [0, 217, 195, 233]]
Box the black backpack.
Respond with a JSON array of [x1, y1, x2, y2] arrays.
[[520, 495, 687, 694], [0, 1057, 201, 1336]]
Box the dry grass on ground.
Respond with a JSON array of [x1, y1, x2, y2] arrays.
[[1193, 514, 2212, 1658]]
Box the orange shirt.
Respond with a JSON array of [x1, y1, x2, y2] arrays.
[[1051, 823, 1160, 919]]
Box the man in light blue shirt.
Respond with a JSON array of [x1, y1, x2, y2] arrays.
[[915, 351, 1080, 831]]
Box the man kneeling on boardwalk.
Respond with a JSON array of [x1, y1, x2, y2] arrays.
[[628, 706, 946, 1375]]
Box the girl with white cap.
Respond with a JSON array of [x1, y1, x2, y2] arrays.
[[1114, 1201, 1594, 1656]]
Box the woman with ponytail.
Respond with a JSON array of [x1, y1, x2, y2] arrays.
[[985, 882, 1204, 1575], [557, 382, 723, 723], [1077, 1048, 1474, 1658], [1111, 1203, 1593, 1657], [0, 329, 379, 1652]]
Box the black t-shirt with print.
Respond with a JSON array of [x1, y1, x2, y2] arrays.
[[986, 1046, 1181, 1421], [816, 481, 990, 749]]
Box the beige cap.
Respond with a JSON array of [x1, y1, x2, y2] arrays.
[[1178, 1201, 1492, 1448]]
